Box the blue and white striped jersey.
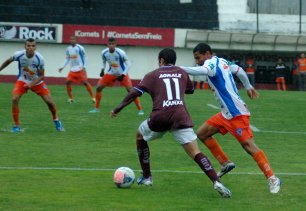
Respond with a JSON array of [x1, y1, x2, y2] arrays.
[[12, 50, 45, 84], [181, 56, 251, 119], [61, 44, 87, 72], [101, 47, 131, 76]]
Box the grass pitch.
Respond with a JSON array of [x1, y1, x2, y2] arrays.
[[0, 83, 305, 210]]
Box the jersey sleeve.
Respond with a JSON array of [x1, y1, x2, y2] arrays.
[[232, 65, 253, 90], [101, 50, 106, 69], [39, 57, 45, 70], [136, 73, 152, 93], [12, 51, 23, 61], [181, 59, 216, 77], [80, 46, 87, 68], [61, 48, 70, 69], [185, 74, 194, 94], [121, 50, 131, 74]]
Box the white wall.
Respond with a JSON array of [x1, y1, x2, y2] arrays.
[[0, 42, 195, 80], [217, 0, 306, 34]]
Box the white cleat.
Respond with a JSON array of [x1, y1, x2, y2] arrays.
[[66, 99, 75, 103], [214, 181, 232, 198], [137, 176, 153, 186], [89, 108, 100, 113], [268, 175, 281, 194]]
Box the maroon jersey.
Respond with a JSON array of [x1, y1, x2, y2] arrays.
[[136, 65, 195, 132]]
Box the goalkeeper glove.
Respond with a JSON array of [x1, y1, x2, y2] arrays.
[[100, 69, 105, 77]]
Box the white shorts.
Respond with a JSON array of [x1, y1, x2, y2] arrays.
[[138, 120, 197, 145]]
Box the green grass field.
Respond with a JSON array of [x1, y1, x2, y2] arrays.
[[0, 83, 306, 210]]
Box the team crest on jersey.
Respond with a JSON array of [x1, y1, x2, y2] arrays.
[[223, 64, 229, 70], [208, 63, 215, 70], [236, 128, 243, 137], [70, 54, 78, 59]]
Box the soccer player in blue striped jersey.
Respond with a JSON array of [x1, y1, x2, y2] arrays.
[[0, 38, 64, 132], [58, 35, 95, 103], [89, 37, 144, 115], [181, 43, 281, 194]]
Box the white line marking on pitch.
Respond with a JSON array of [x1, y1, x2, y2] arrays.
[[250, 125, 260, 132], [207, 104, 219, 109], [0, 166, 305, 176]]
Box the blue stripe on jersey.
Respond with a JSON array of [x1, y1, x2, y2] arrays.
[[209, 58, 241, 117], [102, 50, 109, 71], [102, 50, 107, 59], [229, 72, 239, 95], [35, 54, 41, 66], [16, 53, 24, 79], [35, 54, 41, 76], [77, 45, 85, 65], [116, 51, 125, 71]]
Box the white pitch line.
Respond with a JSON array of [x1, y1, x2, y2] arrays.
[[207, 103, 219, 109], [261, 130, 306, 135], [0, 166, 305, 176], [250, 125, 260, 132]]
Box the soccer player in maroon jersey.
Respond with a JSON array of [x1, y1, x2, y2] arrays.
[[111, 48, 231, 198]]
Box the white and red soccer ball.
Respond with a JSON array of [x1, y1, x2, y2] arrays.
[[113, 167, 135, 188]]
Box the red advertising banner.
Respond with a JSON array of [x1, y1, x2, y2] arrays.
[[63, 24, 174, 47]]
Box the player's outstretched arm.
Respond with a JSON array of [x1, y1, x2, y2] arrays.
[[111, 88, 142, 118], [0, 57, 13, 72], [231, 65, 253, 90], [180, 65, 210, 76]]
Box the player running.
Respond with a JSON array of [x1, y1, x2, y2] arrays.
[[58, 35, 95, 103], [89, 37, 144, 115], [180, 43, 281, 194], [111, 48, 231, 198], [0, 38, 64, 132]]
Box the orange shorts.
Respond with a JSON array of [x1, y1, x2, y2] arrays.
[[98, 74, 133, 87], [206, 112, 253, 142], [67, 69, 88, 83], [275, 77, 285, 83], [13, 80, 50, 96]]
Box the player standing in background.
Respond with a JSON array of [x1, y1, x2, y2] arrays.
[[0, 38, 64, 132], [180, 43, 281, 194], [275, 58, 287, 91], [89, 37, 144, 115], [111, 48, 231, 198], [297, 52, 306, 91], [245, 54, 256, 87], [58, 35, 95, 103]]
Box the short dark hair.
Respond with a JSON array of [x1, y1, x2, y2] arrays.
[[108, 37, 116, 42], [26, 38, 35, 43], [158, 48, 176, 65], [193, 43, 212, 54]]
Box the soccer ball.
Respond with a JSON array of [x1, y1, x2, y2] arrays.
[[113, 167, 135, 188]]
